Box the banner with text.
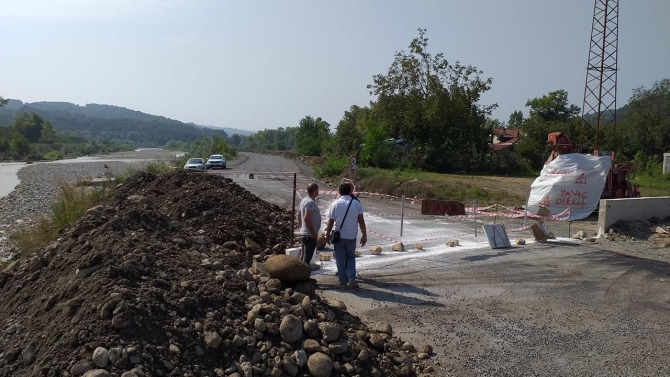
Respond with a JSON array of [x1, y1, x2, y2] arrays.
[[527, 154, 611, 220]]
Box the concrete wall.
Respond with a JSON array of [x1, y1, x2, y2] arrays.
[[664, 153, 670, 174], [598, 197, 670, 231]]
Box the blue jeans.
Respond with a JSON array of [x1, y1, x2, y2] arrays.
[[334, 238, 357, 284]]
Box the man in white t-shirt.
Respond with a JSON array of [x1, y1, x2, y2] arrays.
[[325, 183, 367, 290]]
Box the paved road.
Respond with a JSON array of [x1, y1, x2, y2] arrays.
[[220, 152, 670, 376]]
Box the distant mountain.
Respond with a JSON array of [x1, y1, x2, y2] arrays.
[[0, 100, 254, 146]]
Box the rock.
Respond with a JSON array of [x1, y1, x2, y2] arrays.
[[316, 234, 327, 250], [414, 243, 424, 250], [266, 278, 282, 292], [120, 372, 139, 377], [373, 321, 393, 335], [354, 249, 362, 257], [358, 349, 369, 361], [318, 322, 340, 342], [303, 320, 320, 338], [22, 343, 36, 366], [324, 299, 347, 311], [419, 344, 433, 354], [402, 342, 416, 352], [367, 333, 385, 350], [245, 237, 262, 254], [169, 344, 180, 354], [76, 264, 101, 278], [572, 230, 587, 239], [241, 361, 253, 377], [294, 349, 308, 367], [254, 318, 267, 332], [82, 370, 111, 377], [279, 314, 303, 343], [127, 195, 150, 205], [515, 238, 526, 245], [328, 339, 349, 354], [307, 352, 332, 377], [172, 237, 187, 245], [370, 246, 382, 255], [70, 363, 94, 375], [92, 347, 110, 368], [111, 313, 130, 329], [233, 334, 245, 347], [446, 239, 459, 247], [265, 255, 311, 282], [204, 331, 222, 348], [283, 359, 299, 377], [303, 339, 321, 353], [391, 243, 405, 251]]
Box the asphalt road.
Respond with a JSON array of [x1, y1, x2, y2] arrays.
[[219, 152, 670, 376]]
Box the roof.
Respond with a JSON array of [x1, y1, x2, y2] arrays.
[[489, 137, 520, 152], [492, 128, 522, 138]]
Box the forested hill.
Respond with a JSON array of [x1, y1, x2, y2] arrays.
[[0, 100, 243, 146]]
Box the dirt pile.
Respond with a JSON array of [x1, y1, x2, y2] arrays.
[[0, 172, 435, 377]]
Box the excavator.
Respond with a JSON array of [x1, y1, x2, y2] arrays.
[[545, 131, 640, 199]]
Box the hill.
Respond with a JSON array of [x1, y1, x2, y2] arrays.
[[0, 100, 253, 146]]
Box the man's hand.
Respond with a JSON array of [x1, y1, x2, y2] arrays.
[[310, 231, 317, 240], [360, 233, 367, 247]]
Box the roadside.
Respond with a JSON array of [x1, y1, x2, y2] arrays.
[[315, 241, 670, 376]]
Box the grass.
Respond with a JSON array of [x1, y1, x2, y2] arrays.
[[630, 172, 670, 197], [348, 167, 532, 206]]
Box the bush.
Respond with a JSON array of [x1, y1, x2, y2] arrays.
[[313, 157, 348, 179]]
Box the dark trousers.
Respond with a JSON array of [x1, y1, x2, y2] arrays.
[[300, 235, 317, 265]]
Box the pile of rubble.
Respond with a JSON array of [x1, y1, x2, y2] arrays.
[[0, 171, 435, 377]]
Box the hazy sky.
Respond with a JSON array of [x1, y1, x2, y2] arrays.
[[1, 0, 669, 132]]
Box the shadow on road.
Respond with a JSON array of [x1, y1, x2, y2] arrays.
[[318, 277, 444, 307]]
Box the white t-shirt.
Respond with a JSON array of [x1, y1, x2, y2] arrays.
[[326, 195, 364, 240]]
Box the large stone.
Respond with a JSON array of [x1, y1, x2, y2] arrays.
[[391, 243, 405, 252], [82, 370, 111, 377], [373, 321, 393, 336], [419, 344, 433, 354], [303, 320, 320, 338], [307, 352, 332, 377], [204, 331, 222, 348], [316, 234, 327, 250], [279, 315, 303, 344], [127, 195, 150, 205], [92, 347, 110, 368], [303, 339, 321, 352], [572, 230, 587, 239], [370, 246, 382, 255], [294, 349, 308, 367], [318, 322, 340, 342], [265, 255, 311, 282], [328, 339, 349, 354], [70, 363, 94, 375], [245, 238, 262, 254], [367, 333, 385, 350], [414, 243, 424, 250], [324, 299, 346, 311]]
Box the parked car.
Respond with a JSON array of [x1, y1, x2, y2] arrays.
[[206, 154, 227, 169], [183, 158, 207, 172]]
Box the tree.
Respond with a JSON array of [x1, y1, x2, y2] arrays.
[[0, 95, 7, 108], [525, 90, 580, 123], [333, 105, 370, 157], [40, 121, 57, 143], [10, 132, 30, 155], [294, 116, 331, 156], [230, 133, 242, 146], [12, 113, 45, 143], [508, 110, 524, 129], [367, 28, 496, 171], [618, 78, 670, 160]]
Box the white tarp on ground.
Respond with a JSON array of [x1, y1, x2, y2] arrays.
[[527, 154, 612, 220]]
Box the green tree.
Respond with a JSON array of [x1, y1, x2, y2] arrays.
[[508, 110, 524, 129], [40, 121, 57, 143], [360, 123, 391, 168], [0, 95, 7, 108], [10, 132, 30, 155], [294, 116, 331, 156], [12, 113, 45, 143], [333, 105, 370, 157], [525, 90, 580, 123], [617, 79, 670, 160], [367, 28, 496, 171], [230, 133, 242, 146]]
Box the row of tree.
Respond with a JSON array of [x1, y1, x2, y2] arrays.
[[164, 134, 237, 160], [242, 28, 670, 176]]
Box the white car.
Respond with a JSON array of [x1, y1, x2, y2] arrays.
[[183, 158, 206, 172], [206, 154, 227, 169]]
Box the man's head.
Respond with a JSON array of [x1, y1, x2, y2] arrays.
[[307, 183, 319, 199], [338, 182, 353, 196]]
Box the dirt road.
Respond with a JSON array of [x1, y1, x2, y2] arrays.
[[220, 152, 670, 376]]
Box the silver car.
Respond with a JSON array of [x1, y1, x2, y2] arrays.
[[183, 158, 206, 172], [206, 154, 227, 169]]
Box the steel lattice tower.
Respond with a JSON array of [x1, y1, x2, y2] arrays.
[[580, 0, 619, 153]]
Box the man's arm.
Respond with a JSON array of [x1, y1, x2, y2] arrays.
[[357, 213, 367, 246], [325, 219, 335, 245], [303, 209, 317, 239]]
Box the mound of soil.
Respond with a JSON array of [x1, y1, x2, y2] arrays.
[[0, 172, 435, 377]]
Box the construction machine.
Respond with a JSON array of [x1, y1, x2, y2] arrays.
[[545, 131, 640, 199]]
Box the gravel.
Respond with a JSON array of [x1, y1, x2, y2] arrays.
[[0, 161, 150, 260]]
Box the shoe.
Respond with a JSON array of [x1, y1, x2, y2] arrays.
[[338, 283, 348, 290], [347, 282, 360, 290]]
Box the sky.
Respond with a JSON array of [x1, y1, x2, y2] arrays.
[[1, 0, 669, 132]]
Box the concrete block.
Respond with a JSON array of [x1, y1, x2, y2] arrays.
[[664, 153, 670, 174], [598, 197, 670, 232]]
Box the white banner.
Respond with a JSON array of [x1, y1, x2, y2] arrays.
[[526, 154, 611, 220]]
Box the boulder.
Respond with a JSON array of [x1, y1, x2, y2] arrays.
[[265, 255, 311, 282], [316, 234, 327, 250], [370, 246, 382, 255], [391, 243, 405, 252]]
